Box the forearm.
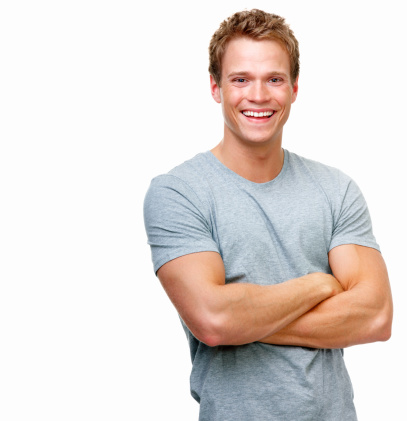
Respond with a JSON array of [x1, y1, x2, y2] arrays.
[[259, 279, 393, 349], [158, 252, 344, 347], [199, 273, 342, 347]]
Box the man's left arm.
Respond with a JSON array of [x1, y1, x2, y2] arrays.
[[259, 244, 393, 349]]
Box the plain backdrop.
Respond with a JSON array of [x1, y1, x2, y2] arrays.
[[1, 0, 405, 420]]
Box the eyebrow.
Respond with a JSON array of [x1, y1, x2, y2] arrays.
[[227, 71, 289, 79]]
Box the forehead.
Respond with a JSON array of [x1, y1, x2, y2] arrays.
[[221, 37, 290, 76]]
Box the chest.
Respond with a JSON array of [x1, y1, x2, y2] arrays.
[[209, 183, 334, 284]]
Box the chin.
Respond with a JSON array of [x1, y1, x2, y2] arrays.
[[243, 134, 279, 146]]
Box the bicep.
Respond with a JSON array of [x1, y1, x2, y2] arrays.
[[157, 251, 225, 341], [328, 244, 392, 305]]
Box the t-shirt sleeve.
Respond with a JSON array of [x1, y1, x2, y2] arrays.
[[143, 174, 220, 274], [329, 176, 380, 252]]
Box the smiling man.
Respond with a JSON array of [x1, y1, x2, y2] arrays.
[[144, 9, 393, 421]]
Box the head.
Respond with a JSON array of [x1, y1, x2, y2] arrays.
[[209, 9, 300, 87]]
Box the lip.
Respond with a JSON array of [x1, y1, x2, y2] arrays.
[[242, 108, 274, 113], [241, 109, 275, 122]]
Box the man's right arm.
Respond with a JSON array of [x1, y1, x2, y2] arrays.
[[157, 251, 343, 347]]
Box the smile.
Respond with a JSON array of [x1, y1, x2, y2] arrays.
[[242, 110, 274, 118]]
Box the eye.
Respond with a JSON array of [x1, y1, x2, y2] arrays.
[[231, 77, 249, 86], [269, 77, 282, 83]]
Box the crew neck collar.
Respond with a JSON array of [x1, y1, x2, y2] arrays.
[[204, 149, 289, 188]]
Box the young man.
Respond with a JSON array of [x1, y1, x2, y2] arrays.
[[144, 9, 393, 420]]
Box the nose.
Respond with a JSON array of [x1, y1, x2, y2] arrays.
[[248, 81, 270, 103]]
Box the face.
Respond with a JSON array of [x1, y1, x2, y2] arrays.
[[211, 37, 298, 148]]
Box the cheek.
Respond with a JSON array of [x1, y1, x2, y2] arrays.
[[277, 89, 295, 106], [222, 104, 240, 126], [221, 92, 241, 116], [222, 87, 243, 106]]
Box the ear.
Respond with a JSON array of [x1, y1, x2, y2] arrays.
[[291, 76, 299, 104], [210, 75, 221, 104]]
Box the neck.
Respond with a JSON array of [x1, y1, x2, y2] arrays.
[[211, 138, 284, 183]]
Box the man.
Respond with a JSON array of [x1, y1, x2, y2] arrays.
[[144, 9, 393, 421]]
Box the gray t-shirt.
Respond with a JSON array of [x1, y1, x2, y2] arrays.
[[144, 150, 379, 421]]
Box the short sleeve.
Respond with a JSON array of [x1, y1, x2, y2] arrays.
[[143, 174, 219, 273], [329, 177, 380, 252]]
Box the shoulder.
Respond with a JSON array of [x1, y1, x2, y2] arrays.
[[144, 152, 214, 221], [286, 150, 354, 198], [148, 152, 212, 193], [144, 153, 220, 273], [287, 151, 349, 183]]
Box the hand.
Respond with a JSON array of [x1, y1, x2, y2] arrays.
[[301, 272, 344, 297]]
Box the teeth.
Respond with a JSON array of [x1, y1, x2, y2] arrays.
[[243, 111, 273, 117]]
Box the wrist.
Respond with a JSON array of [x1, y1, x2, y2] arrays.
[[300, 272, 342, 299]]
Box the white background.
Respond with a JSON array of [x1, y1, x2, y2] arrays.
[[1, 0, 405, 420]]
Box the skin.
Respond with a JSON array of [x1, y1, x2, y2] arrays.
[[157, 36, 393, 348], [260, 245, 392, 348], [158, 252, 343, 347], [210, 37, 298, 183]]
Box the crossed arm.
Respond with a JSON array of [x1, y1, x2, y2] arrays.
[[157, 244, 392, 348], [259, 244, 393, 348]]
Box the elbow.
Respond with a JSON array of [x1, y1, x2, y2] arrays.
[[200, 333, 223, 348], [193, 317, 222, 347], [188, 312, 225, 348], [377, 315, 392, 342], [375, 324, 392, 343], [370, 307, 393, 343], [184, 300, 251, 347], [180, 296, 231, 347], [199, 316, 249, 347]]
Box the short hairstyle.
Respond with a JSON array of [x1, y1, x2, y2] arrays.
[[209, 9, 300, 86]]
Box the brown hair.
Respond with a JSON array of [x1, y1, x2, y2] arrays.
[[209, 9, 300, 86]]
